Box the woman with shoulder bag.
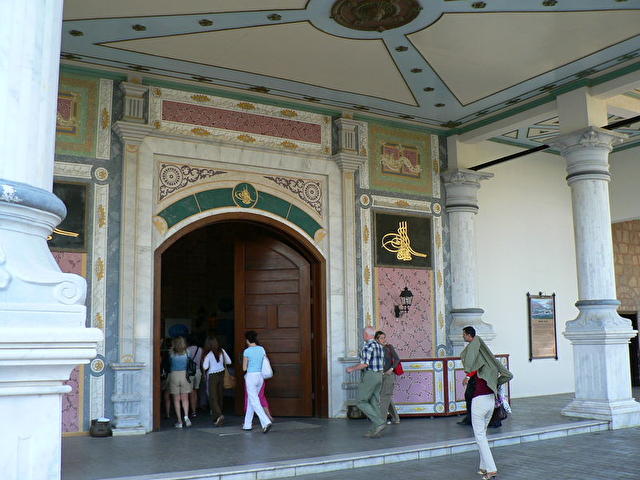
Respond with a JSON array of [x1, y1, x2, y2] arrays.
[[186, 336, 203, 418], [168, 336, 193, 428], [376, 331, 401, 425], [202, 336, 231, 427], [242, 330, 273, 433]]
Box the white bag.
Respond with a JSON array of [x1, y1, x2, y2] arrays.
[[261, 355, 273, 379]]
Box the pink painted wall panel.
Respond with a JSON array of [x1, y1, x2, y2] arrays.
[[393, 370, 435, 404], [377, 267, 434, 358], [455, 369, 467, 401], [162, 100, 322, 143], [52, 251, 85, 433]]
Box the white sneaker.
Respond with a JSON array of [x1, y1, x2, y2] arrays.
[[183, 415, 192, 427]]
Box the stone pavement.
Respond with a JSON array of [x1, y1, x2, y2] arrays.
[[295, 427, 640, 480]]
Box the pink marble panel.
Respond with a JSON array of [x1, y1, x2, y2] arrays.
[[393, 370, 434, 404], [455, 369, 467, 401], [377, 267, 434, 358], [162, 101, 322, 143], [52, 251, 85, 432]]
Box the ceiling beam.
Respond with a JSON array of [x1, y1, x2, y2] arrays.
[[591, 69, 640, 100]]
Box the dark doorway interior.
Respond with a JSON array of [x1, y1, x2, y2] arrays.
[[155, 219, 326, 430], [621, 312, 640, 387]]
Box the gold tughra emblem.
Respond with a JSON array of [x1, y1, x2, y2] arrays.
[[234, 185, 255, 206], [381, 221, 427, 261]]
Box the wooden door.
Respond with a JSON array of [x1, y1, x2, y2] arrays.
[[235, 235, 313, 416]]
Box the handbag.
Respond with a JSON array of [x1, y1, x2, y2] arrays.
[[261, 355, 273, 379], [491, 404, 508, 423], [186, 347, 198, 378], [393, 361, 404, 376], [223, 368, 236, 389]]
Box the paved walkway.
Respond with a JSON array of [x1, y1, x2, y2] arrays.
[[296, 427, 640, 480], [63, 393, 599, 480]]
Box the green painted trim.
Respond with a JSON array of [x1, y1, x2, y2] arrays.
[[143, 77, 340, 117], [488, 138, 561, 156], [354, 114, 443, 135], [612, 139, 640, 153], [158, 187, 323, 238], [60, 64, 127, 81]]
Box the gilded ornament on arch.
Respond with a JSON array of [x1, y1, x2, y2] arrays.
[[237, 102, 255, 110], [314, 229, 327, 242], [364, 266, 370, 285], [190, 94, 210, 102], [97, 205, 106, 228], [152, 88, 162, 97], [280, 109, 298, 118], [191, 127, 210, 136], [237, 134, 256, 143], [280, 141, 298, 149], [100, 107, 110, 130], [94, 167, 109, 181], [153, 216, 168, 235], [381, 221, 427, 261], [95, 313, 104, 329], [232, 183, 258, 208], [95, 257, 105, 281]]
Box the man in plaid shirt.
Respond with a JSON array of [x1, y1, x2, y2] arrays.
[[346, 326, 386, 438]]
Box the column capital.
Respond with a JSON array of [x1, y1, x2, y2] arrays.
[[333, 117, 368, 157], [442, 168, 493, 213], [113, 121, 153, 146], [333, 152, 366, 173], [549, 127, 627, 184]]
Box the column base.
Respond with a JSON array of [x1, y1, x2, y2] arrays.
[[562, 398, 640, 429], [449, 308, 495, 355]]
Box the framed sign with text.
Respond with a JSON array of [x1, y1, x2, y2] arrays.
[[374, 212, 431, 268], [527, 292, 558, 361]]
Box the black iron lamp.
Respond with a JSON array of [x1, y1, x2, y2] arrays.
[[394, 287, 414, 318]]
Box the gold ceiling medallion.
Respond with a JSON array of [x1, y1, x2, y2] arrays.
[[331, 0, 421, 32], [232, 183, 258, 208], [381, 221, 427, 261]]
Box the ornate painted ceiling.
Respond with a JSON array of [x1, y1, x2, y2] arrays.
[[61, 0, 640, 132]]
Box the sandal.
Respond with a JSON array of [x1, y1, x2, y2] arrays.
[[477, 469, 487, 475], [482, 472, 497, 480]]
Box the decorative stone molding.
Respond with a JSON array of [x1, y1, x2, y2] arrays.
[[158, 162, 226, 202], [96, 79, 114, 159], [111, 362, 146, 435], [120, 82, 148, 123], [441, 169, 494, 213], [333, 118, 368, 157], [113, 121, 153, 146], [264, 175, 323, 215]]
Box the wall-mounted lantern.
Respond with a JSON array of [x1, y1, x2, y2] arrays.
[[394, 287, 414, 318]]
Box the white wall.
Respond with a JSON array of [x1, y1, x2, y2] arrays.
[[472, 141, 578, 398], [610, 147, 640, 223]]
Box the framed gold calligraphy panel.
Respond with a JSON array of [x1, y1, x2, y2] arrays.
[[374, 212, 431, 268], [48, 182, 88, 251]]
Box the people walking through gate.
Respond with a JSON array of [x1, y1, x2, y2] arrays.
[[168, 336, 193, 428], [242, 330, 273, 433], [375, 331, 401, 425], [460, 326, 513, 480], [244, 381, 273, 422], [202, 336, 231, 426], [346, 326, 386, 438], [186, 336, 203, 418]]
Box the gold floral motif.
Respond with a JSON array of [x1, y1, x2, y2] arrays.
[[95, 258, 105, 281], [237, 102, 255, 110], [95, 313, 104, 329], [413, 407, 427, 412], [191, 94, 210, 102], [395, 199, 410, 207], [280, 141, 298, 149], [439, 312, 445, 330], [94, 167, 109, 181], [366, 312, 372, 325], [100, 107, 110, 130], [153, 216, 168, 235], [437, 270, 443, 287], [191, 127, 210, 136], [126, 144, 138, 153], [435, 232, 442, 249], [363, 224, 369, 243], [433, 203, 442, 214], [323, 146, 330, 154], [153, 120, 161, 129], [433, 159, 440, 174], [121, 354, 134, 363], [152, 88, 162, 97], [280, 109, 298, 118], [237, 134, 256, 143], [314, 229, 327, 242], [92, 359, 105, 372], [98, 205, 106, 228], [323, 116, 330, 124], [364, 266, 370, 285]]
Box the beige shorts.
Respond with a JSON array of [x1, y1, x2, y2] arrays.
[[190, 369, 202, 389], [168, 370, 193, 395]]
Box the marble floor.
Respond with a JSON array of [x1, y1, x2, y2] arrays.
[[61, 392, 614, 480]]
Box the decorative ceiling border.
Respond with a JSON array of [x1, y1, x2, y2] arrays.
[[149, 86, 332, 155]]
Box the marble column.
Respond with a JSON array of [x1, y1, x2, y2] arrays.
[[550, 127, 640, 429], [442, 169, 495, 354], [0, 1, 101, 479], [333, 118, 367, 358]]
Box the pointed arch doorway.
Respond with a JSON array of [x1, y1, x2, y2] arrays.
[[153, 213, 327, 430]]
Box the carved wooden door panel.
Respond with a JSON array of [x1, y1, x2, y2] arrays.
[[235, 236, 312, 416]]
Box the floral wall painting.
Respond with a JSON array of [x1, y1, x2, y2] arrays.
[[368, 123, 433, 195], [374, 212, 432, 269]]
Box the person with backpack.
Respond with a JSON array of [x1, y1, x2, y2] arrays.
[[186, 336, 203, 418], [168, 336, 193, 428]]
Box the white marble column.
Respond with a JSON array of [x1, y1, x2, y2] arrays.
[[550, 127, 640, 429], [333, 118, 367, 358], [442, 169, 495, 354], [0, 1, 101, 478]]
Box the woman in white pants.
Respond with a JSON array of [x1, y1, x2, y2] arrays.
[[242, 330, 273, 433]]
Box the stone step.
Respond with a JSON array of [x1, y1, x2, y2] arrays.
[[99, 420, 609, 480]]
